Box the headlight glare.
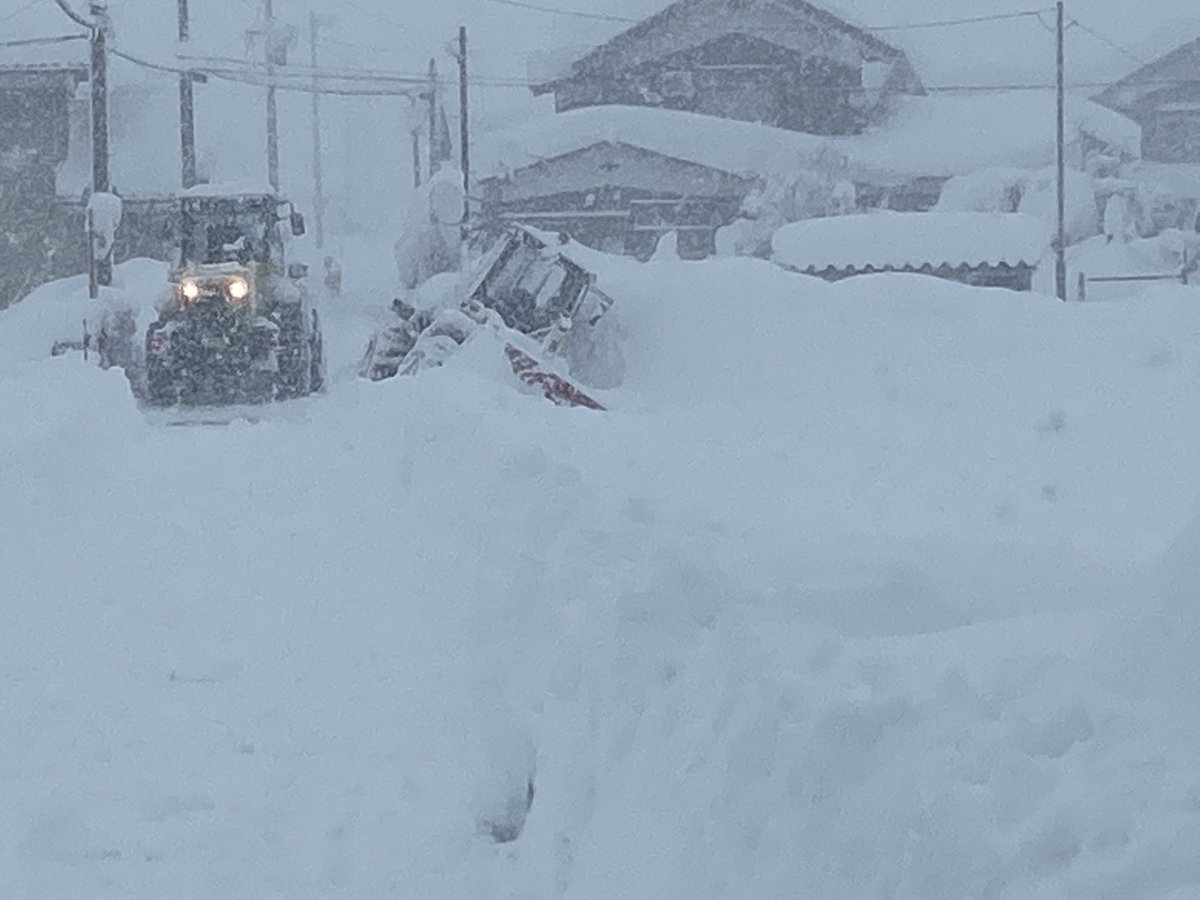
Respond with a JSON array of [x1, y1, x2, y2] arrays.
[[180, 279, 200, 301], [227, 277, 250, 300]]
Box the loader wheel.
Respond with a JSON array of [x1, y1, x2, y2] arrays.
[[274, 311, 312, 400]]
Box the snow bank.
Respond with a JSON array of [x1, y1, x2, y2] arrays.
[[0, 258, 167, 370], [6, 248, 1200, 897], [771, 211, 1049, 271]]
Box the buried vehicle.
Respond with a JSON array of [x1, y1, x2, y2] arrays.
[[360, 226, 622, 406], [144, 189, 325, 406]]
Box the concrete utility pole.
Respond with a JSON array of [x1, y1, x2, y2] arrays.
[[309, 10, 325, 248], [264, 0, 279, 192], [458, 25, 469, 229], [178, 0, 198, 188], [1054, 0, 1067, 301], [90, 0, 111, 287]]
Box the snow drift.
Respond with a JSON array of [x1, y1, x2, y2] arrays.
[[4, 251, 1200, 898]]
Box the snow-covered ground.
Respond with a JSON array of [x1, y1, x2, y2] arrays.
[[5, 250, 1200, 898]]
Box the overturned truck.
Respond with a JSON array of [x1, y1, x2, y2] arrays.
[[361, 226, 622, 407]]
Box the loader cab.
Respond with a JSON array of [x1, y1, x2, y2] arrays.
[[176, 192, 304, 270]]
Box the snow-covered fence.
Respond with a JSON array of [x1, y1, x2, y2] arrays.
[[1076, 251, 1198, 301]]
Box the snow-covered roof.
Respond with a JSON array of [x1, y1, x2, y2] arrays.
[[771, 211, 1050, 271], [476, 95, 1140, 186], [179, 182, 281, 199], [0, 38, 89, 74], [542, 0, 917, 91]]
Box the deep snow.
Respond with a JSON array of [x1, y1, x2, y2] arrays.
[[5, 250, 1200, 898]]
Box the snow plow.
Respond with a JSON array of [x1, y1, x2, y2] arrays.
[[360, 226, 620, 409], [143, 189, 324, 407]]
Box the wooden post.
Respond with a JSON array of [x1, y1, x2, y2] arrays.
[[178, 0, 197, 188], [412, 129, 422, 189], [427, 58, 437, 179], [458, 26, 470, 229], [90, 2, 111, 287], [1077, 271, 1086, 302], [1054, 0, 1067, 301], [87, 208, 98, 299], [309, 10, 325, 249], [264, 0, 279, 192]]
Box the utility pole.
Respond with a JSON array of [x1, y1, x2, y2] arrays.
[[427, 57, 437, 179], [458, 25, 470, 228], [264, 0, 279, 192], [90, 0, 111, 288], [1055, 0, 1067, 301], [412, 129, 422, 189], [178, 0, 197, 188], [309, 10, 325, 248]]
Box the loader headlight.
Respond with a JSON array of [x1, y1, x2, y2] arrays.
[[227, 277, 250, 300], [180, 279, 200, 301]]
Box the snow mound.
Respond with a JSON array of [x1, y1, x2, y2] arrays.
[[0, 258, 167, 370], [6, 247, 1200, 897]]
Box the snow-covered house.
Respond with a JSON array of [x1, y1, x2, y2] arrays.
[[477, 97, 1137, 260], [1096, 37, 1200, 164], [530, 0, 923, 136], [771, 212, 1049, 291], [477, 108, 801, 258], [0, 60, 88, 308]]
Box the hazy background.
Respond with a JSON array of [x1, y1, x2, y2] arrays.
[[2, 0, 1191, 239]]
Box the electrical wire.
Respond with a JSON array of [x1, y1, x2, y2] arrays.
[[111, 46, 428, 96], [863, 9, 1052, 32], [122, 44, 1200, 95], [47, 0, 91, 29], [1067, 16, 1149, 68], [0, 32, 85, 47], [482, 0, 638, 24], [1, 0, 44, 23], [479, 0, 1051, 30]]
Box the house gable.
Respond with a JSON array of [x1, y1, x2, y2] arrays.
[[1097, 38, 1200, 113], [553, 0, 915, 82], [534, 0, 923, 126], [1095, 36, 1200, 162], [483, 140, 754, 204]]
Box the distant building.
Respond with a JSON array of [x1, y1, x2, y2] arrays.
[[477, 96, 1138, 261], [0, 62, 87, 309], [771, 211, 1049, 291], [478, 109, 765, 258], [531, 0, 923, 136], [1096, 38, 1200, 163]]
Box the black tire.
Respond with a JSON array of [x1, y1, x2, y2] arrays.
[[274, 307, 312, 400]]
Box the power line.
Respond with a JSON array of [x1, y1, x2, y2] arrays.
[[48, 0, 91, 29], [863, 9, 1051, 31], [1, 0, 44, 23], [482, 0, 638, 24], [480, 0, 1050, 30], [106, 47, 1200, 95], [1067, 16, 1149, 68], [0, 32, 85, 47], [111, 46, 428, 96], [173, 50, 538, 88]]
